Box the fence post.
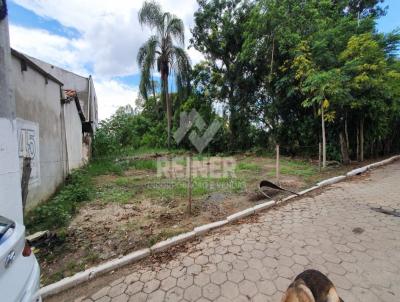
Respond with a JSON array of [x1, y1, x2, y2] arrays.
[[187, 153, 192, 215], [276, 144, 280, 184]]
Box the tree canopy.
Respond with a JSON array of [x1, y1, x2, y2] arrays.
[[95, 0, 400, 162]]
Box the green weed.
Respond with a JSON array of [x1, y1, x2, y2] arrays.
[[236, 161, 262, 172], [130, 159, 157, 170], [96, 185, 135, 204], [267, 159, 317, 178], [86, 159, 125, 176], [25, 170, 94, 233]]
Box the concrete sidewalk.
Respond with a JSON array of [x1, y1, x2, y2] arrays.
[[48, 161, 400, 302]]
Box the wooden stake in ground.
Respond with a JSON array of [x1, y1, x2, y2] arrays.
[[319, 143, 322, 172], [187, 153, 192, 215], [276, 144, 280, 184], [321, 102, 327, 168]]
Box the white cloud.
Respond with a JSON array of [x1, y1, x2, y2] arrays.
[[10, 25, 138, 120], [11, 0, 201, 76], [95, 80, 138, 120], [9, 25, 88, 76], [9, 0, 203, 119]]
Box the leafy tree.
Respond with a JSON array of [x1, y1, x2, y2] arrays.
[[340, 32, 399, 160], [191, 0, 261, 150], [238, 0, 399, 162], [137, 1, 191, 148]]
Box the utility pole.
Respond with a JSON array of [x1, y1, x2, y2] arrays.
[[0, 0, 24, 223]]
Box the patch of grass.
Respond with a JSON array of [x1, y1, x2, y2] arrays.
[[175, 157, 187, 166], [106, 146, 187, 158], [236, 161, 262, 172], [144, 177, 246, 201], [147, 182, 187, 201], [267, 158, 318, 178], [42, 258, 86, 284], [25, 170, 94, 234], [65, 260, 84, 272], [87, 159, 125, 176], [42, 271, 64, 286], [83, 250, 100, 263], [130, 159, 157, 170], [96, 185, 135, 204], [114, 177, 138, 187]]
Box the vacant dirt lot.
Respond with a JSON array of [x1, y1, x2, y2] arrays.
[[46, 160, 400, 302], [35, 153, 372, 285]]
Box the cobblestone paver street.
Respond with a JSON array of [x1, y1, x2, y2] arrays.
[[53, 161, 400, 302]]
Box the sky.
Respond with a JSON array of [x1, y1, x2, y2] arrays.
[[6, 0, 400, 120]]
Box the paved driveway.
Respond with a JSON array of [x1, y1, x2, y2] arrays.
[[49, 161, 400, 302]]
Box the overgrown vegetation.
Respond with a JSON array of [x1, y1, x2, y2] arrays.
[[25, 170, 94, 233], [94, 0, 400, 164]]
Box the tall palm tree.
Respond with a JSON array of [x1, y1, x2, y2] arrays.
[[137, 1, 191, 148]]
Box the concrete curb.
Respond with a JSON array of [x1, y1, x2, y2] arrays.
[[298, 186, 319, 195], [39, 155, 399, 299], [346, 166, 368, 177], [150, 231, 196, 253], [277, 194, 298, 205], [252, 200, 276, 212], [227, 208, 255, 222], [194, 220, 229, 236], [317, 175, 346, 187], [39, 248, 150, 298]]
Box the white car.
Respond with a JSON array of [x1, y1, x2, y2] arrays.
[[0, 215, 41, 302]]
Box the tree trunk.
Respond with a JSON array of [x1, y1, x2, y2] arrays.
[[151, 76, 156, 100], [340, 114, 350, 164], [384, 138, 391, 155], [345, 114, 350, 157], [269, 34, 275, 82], [370, 139, 374, 158], [360, 117, 364, 161], [340, 132, 350, 164], [321, 102, 326, 168], [356, 125, 360, 161], [162, 73, 171, 149]]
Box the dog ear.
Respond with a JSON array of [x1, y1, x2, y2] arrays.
[[281, 284, 315, 302], [280, 291, 289, 302], [326, 287, 342, 302]]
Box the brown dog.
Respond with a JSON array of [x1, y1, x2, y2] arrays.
[[281, 269, 344, 302]]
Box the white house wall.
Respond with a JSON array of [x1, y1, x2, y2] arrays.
[[0, 18, 23, 223], [12, 55, 68, 210], [29, 57, 98, 131]]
